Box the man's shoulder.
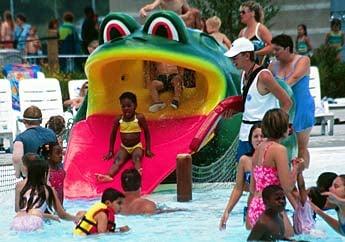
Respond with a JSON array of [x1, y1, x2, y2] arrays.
[[132, 198, 157, 212]]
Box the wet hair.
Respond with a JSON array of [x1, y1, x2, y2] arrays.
[[16, 13, 26, 23], [241, 1, 264, 23], [19, 157, 54, 212], [272, 34, 294, 53], [63, 12, 74, 23], [121, 169, 141, 192], [101, 188, 124, 203], [297, 24, 308, 36], [206, 16, 221, 31], [22, 105, 42, 125], [262, 109, 289, 139], [46, 115, 65, 136], [331, 18, 341, 28], [308, 186, 326, 209], [119, 92, 137, 106], [262, 184, 284, 204], [37, 142, 60, 161], [316, 172, 337, 192]]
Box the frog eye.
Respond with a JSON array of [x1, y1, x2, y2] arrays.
[[99, 13, 141, 44], [143, 11, 188, 43], [146, 17, 180, 41], [103, 20, 131, 43]]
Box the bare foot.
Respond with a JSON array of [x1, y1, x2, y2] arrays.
[[95, 173, 114, 183]]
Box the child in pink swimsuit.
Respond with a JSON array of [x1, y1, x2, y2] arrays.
[[38, 142, 65, 205], [248, 109, 298, 234]]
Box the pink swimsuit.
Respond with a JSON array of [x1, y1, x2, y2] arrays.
[[248, 142, 280, 227], [49, 165, 66, 204]]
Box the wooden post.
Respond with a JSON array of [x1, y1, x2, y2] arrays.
[[47, 29, 59, 71], [176, 153, 192, 202]]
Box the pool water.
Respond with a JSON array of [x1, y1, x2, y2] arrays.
[[1, 147, 345, 242]]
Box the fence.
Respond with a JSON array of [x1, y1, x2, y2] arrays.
[[0, 154, 18, 193]]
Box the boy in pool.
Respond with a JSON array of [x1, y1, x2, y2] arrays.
[[148, 62, 184, 112], [247, 185, 290, 241], [96, 92, 153, 182], [73, 188, 129, 235]]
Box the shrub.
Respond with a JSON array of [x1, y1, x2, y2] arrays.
[[311, 45, 345, 98]]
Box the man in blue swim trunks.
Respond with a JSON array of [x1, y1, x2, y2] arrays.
[[148, 62, 184, 112]]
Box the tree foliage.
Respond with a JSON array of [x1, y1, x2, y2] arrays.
[[189, 0, 279, 40]]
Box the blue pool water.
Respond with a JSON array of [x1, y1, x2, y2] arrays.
[[1, 147, 345, 242], [0, 186, 344, 242]]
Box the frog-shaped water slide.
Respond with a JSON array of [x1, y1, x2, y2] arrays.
[[63, 11, 295, 199]]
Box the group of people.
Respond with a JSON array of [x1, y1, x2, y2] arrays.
[[0, 6, 99, 65], [7, 0, 345, 239], [10, 104, 158, 233], [0, 11, 41, 55]]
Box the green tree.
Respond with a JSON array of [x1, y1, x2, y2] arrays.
[[189, 0, 279, 40]]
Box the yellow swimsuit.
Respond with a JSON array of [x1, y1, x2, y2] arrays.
[[119, 115, 143, 154]]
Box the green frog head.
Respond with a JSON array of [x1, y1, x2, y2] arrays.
[[84, 11, 240, 119]]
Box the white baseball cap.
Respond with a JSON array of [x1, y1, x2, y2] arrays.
[[224, 37, 254, 58]]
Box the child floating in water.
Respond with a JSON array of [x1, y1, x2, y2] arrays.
[[247, 185, 289, 241], [96, 92, 153, 182], [206, 16, 232, 49], [38, 142, 66, 205], [73, 188, 129, 235], [11, 154, 80, 232]]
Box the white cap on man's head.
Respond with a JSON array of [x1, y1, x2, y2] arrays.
[[224, 37, 254, 58]]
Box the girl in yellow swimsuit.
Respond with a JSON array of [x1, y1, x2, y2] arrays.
[[96, 92, 153, 182]]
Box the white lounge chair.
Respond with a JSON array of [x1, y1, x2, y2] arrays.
[[309, 66, 334, 135], [0, 79, 15, 151], [17, 78, 64, 132]]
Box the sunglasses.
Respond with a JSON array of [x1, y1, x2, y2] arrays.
[[240, 10, 249, 15]]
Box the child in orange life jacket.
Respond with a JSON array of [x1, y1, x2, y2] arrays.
[[73, 188, 129, 235], [96, 92, 153, 182]]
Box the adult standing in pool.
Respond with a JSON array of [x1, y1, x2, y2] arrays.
[[269, 34, 314, 169], [224, 37, 292, 161], [238, 1, 272, 67], [219, 123, 263, 230]]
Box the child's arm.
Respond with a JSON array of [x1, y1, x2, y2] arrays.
[[104, 116, 120, 160], [219, 156, 247, 230], [222, 34, 232, 49], [14, 181, 25, 212], [341, 32, 345, 47], [322, 191, 345, 206], [297, 172, 308, 206], [310, 201, 342, 235], [137, 113, 153, 157], [51, 188, 79, 223]]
